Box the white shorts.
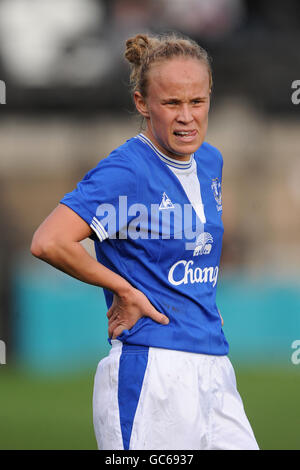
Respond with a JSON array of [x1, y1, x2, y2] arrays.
[[93, 340, 259, 450]]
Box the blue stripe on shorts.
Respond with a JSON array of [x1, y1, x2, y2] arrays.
[[118, 344, 149, 450]]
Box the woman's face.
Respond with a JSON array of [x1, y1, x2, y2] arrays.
[[134, 57, 211, 161]]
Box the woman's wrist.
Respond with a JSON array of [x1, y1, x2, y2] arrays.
[[105, 272, 134, 298]]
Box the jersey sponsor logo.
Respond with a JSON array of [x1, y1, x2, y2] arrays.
[[159, 192, 175, 210], [211, 178, 222, 212], [168, 260, 219, 287], [193, 232, 213, 256]]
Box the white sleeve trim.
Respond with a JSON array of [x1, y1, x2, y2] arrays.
[[90, 217, 109, 242]]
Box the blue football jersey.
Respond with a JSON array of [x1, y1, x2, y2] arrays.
[[60, 135, 229, 355]]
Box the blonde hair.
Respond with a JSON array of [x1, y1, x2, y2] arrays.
[[124, 32, 213, 97]]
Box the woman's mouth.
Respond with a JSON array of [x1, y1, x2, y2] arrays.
[[173, 130, 197, 142]]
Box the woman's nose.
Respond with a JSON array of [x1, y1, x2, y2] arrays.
[[176, 104, 193, 123]]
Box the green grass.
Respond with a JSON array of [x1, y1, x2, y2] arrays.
[[234, 365, 300, 450], [1, 364, 300, 450], [0, 366, 98, 450]]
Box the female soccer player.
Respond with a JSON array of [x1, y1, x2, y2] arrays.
[[31, 33, 259, 450]]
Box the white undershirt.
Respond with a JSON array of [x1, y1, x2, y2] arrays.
[[168, 160, 206, 224]]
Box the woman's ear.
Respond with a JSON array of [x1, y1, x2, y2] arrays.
[[134, 91, 150, 119]]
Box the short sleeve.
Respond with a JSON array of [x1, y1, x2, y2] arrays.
[[60, 151, 137, 242]]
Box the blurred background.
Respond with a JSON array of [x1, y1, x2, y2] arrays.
[[0, 0, 300, 450]]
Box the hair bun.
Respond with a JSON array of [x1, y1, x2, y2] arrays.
[[124, 34, 150, 66], [124, 32, 212, 97]]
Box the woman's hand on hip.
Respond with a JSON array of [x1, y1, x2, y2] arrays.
[[107, 286, 169, 339]]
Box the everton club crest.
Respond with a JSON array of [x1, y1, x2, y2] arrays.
[[211, 178, 222, 212]]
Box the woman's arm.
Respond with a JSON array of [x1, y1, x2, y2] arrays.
[[31, 204, 169, 338]]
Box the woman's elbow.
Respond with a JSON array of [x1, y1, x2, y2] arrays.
[[30, 232, 57, 260]]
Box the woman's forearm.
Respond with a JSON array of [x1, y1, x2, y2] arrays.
[[30, 201, 168, 339], [31, 237, 132, 297]]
